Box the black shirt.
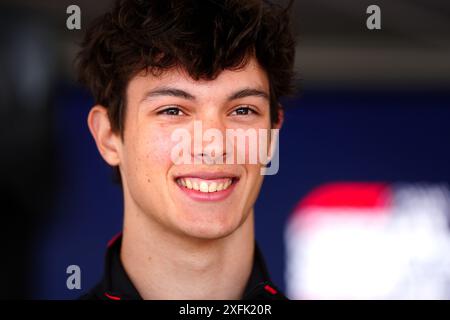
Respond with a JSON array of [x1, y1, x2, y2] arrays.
[[80, 233, 288, 300]]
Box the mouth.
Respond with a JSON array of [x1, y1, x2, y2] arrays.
[[174, 173, 239, 201]]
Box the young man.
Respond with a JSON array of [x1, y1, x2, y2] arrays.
[[78, 0, 295, 300]]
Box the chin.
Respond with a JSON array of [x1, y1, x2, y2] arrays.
[[177, 213, 244, 240]]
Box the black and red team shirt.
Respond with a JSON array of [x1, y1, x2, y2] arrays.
[[80, 233, 288, 300]]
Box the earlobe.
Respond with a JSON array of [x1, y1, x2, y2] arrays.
[[87, 105, 121, 166]]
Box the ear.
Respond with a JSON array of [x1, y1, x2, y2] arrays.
[[265, 105, 284, 163], [87, 105, 122, 166], [272, 104, 284, 130]]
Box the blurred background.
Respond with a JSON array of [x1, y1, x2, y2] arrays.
[[0, 0, 449, 299]]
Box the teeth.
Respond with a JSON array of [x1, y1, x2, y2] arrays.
[[200, 181, 209, 192], [177, 178, 233, 193], [192, 181, 200, 191], [208, 182, 217, 192]]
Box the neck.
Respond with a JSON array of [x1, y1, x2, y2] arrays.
[[120, 205, 255, 300]]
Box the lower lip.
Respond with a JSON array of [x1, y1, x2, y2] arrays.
[[175, 179, 238, 202]]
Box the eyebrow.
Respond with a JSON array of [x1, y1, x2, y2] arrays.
[[227, 88, 269, 101], [142, 86, 269, 102], [143, 87, 195, 101]]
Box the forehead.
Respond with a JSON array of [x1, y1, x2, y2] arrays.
[[127, 57, 269, 101]]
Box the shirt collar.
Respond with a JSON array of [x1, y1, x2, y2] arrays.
[[102, 233, 287, 300]]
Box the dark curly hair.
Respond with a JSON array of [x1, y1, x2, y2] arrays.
[[77, 0, 296, 134]]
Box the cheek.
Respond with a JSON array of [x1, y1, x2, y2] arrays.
[[245, 163, 264, 184], [145, 132, 174, 164], [126, 127, 176, 180], [233, 120, 272, 165]]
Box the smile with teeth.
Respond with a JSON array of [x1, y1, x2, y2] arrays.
[[176, 177, 234, 193]]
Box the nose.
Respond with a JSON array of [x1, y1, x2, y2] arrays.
[[191, 113, 229, 165]]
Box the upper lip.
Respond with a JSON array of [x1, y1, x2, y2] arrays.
[[174, 171, 240, 180]]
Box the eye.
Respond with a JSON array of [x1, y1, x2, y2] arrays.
[[230, 106, 257, 116], [157, 106, 186, 116]]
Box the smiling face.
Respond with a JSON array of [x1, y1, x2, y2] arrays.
[[89, 57, 282, 240]]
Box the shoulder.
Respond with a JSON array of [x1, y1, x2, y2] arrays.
[[78, 282, 105, 300]]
